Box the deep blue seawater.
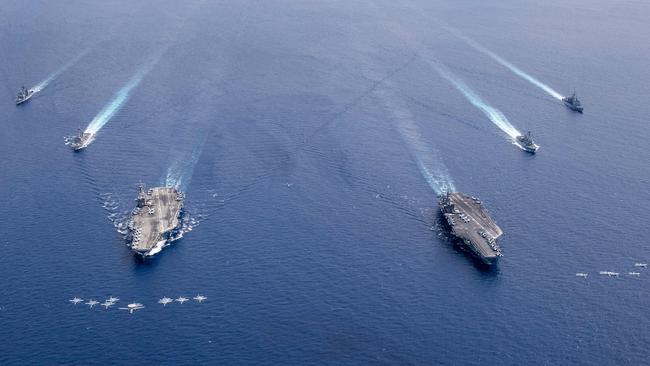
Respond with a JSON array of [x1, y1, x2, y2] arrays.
[[1, 1, 649, 364]]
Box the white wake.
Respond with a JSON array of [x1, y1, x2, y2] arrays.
[[33, 49, 90, 92], [376, 87, 456, 196], [442, 25, 563, 100], [431, 63, 522, 140]]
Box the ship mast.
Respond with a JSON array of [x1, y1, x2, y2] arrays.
[[136, 183, 146, 207]]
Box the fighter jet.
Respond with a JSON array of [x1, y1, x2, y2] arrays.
[[175, 296, 189, 304], [101, 301, 116, 309], [158, 297, 173, 306], [575, 273, 588, 278], [599, 271, 619, 277], [193, 295, 207, 303], [85, 299, 100, 308], [119, 303, 145, 314], [69, 297, 83, 305], [107, 296, 120, 303], [634, 263, 648, 268]]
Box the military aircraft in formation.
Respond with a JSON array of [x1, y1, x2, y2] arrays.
[[85, 300, 100, 308], [120, 303, 145, 314], [70, 294, 206, 312], [158, 297, 174, 306], [193, 295, 207, 303]]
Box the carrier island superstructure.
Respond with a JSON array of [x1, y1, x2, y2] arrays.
[[127, 184, 184, 257], [439, 192, 503, 265]]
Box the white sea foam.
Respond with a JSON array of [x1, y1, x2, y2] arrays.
[[376, 88, 456, 196], [84, 70, 146, 135], [165, 142, 205, 192], [82, 51, 163, 139], [33, 49, 90, 92], [431, 63, 522, 140], [442, 25, 563, 100]]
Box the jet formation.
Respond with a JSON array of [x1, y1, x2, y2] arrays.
[[69, 294, 207, 314], [575, 263, 647, 279]]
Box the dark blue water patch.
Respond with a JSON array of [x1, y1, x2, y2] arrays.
[[2, 0, 650, 365]]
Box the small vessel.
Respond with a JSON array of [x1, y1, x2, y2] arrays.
[[66, 129, 94, 151], [634, 263, 647, 268], [562, 92, 583, 113], [515, 131, 540, 153], [15, 86, 35, 105], [575, 272, 588, 278]]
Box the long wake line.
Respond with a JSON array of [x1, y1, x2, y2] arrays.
[[165, 140, 206, 192], [430, 62, 521, 140], [441, 24, 563, 100], [83, 52, 163, 136], [376, 87, 456, 196], [33, 49, 90, 92], [84, 69, 146, 135]]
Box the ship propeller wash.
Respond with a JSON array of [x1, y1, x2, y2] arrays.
[[515, 131, 540, 153], [562, 92, 583, 113], [126, 184, 184, 257], [439, 192, 503, 265], [15, 86, 35, 105]]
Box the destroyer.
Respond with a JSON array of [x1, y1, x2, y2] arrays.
[[15, 86, 35, 105], [127, 184, 184, 257], [562, 92, 583, 113], [66, 129, 94, 151], [439, 192, 503, 265], [515, 131, 540, 153]]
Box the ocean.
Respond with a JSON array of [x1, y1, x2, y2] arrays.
[[1, 0, 649, 364]]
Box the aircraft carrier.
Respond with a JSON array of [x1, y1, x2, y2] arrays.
[[439, 192, 503, 265], [127, 184, 184, 257]]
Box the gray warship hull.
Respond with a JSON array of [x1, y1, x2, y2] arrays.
[[562, 94, 583, 113], [127, 186, 184, 257], [439, 192, 503, 265], [15, 90, 35, 105], [66, 132, 95, 151], [563, 100, 583, 113], [515, 137, 539, 153]]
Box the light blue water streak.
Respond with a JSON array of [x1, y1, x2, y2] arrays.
[[442, 25, 563, 100], [431, 62, 522, 139], [376, 87, 456, 196]]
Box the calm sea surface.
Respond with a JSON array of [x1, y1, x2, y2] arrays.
[[1, 1, 649, 364]]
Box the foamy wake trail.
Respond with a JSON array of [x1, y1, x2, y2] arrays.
[[99, 192, 130, 235], [165, 142, 205, 192], [431, 63, 521, 139], [33, 49, 90, 92], [376, 88, 456, 196], [442, 25, 563, 100], [83, 68, 148, 135]]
